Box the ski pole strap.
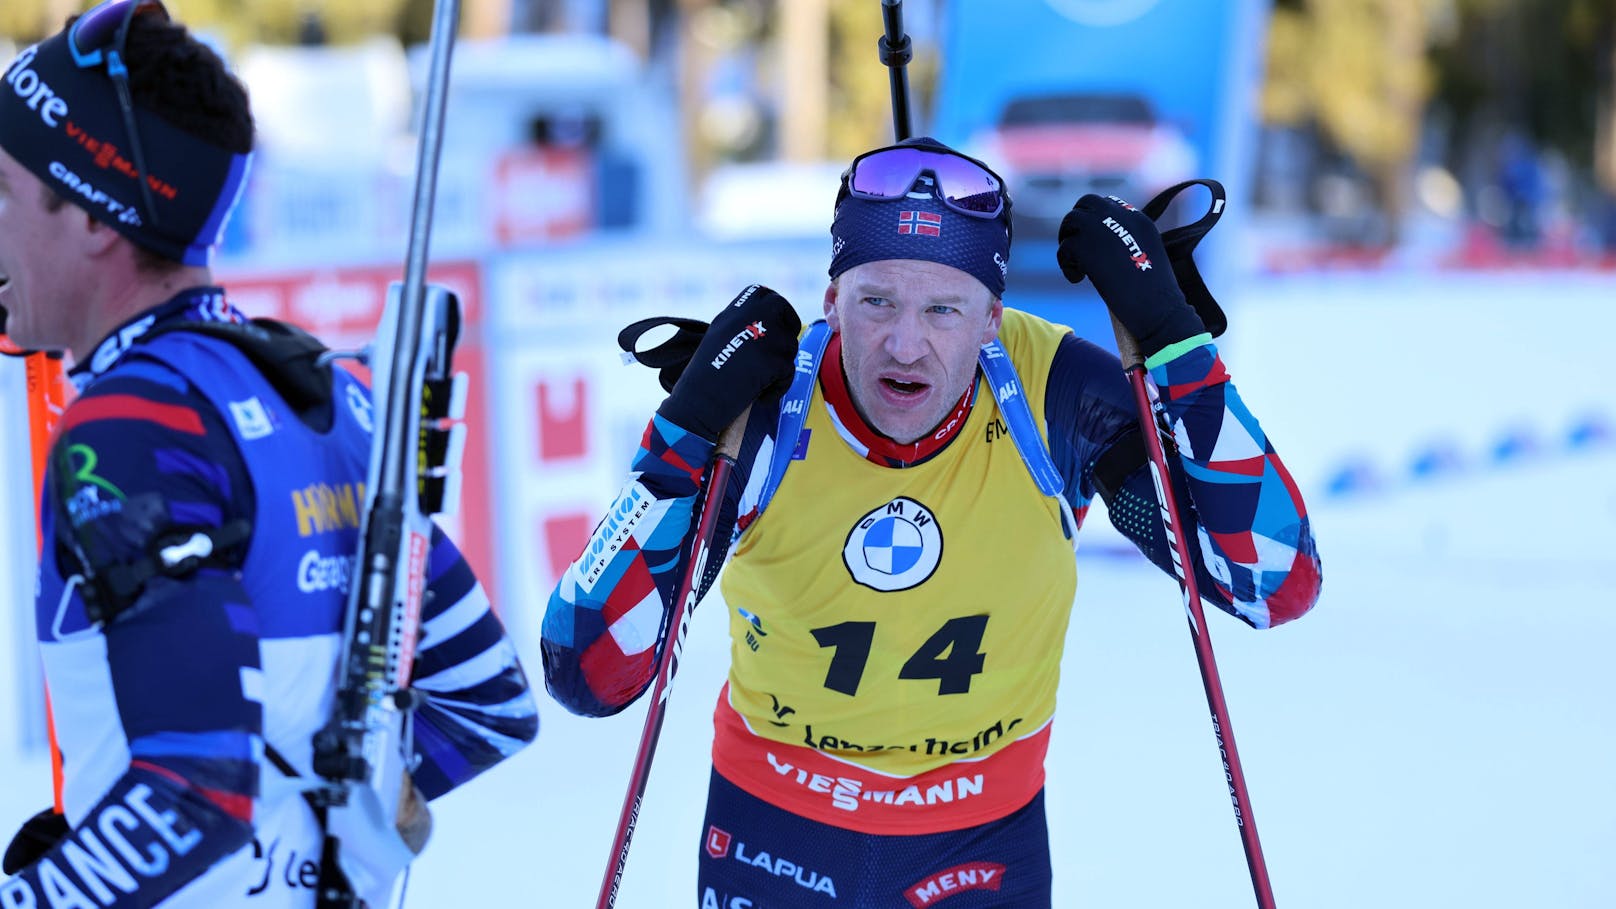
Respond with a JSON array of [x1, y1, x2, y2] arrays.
[[975, 340, 1075, 546], [758, 320, 833, 517], [1142, 178, 1228, 338], [617, 316, 712, 393]]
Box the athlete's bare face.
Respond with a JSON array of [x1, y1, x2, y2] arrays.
[[0, 146, 86, 353], [825, 259, 1002, 445]]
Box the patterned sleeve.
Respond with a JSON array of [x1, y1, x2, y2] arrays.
[[541, 411, 766, 717], [407, 525, 539, 800], [1046, 333, 1321, 628], [1145, 335, 1320, 626]]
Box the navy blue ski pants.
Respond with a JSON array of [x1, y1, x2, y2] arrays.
[[696, 769, 1052, 908]]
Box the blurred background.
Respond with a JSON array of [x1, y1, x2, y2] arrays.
[[1, 1, 1613, 906]]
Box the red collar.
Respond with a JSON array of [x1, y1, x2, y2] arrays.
[[819, 332, 976, 467]]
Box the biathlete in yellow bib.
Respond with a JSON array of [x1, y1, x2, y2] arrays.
[[542, 136, 1322, 908]]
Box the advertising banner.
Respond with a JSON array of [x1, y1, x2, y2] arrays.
[[933, 0, 1271, 340], [482, 240, 826, 648]]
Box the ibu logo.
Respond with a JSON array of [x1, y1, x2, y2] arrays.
[[842, 497, 943, 592]]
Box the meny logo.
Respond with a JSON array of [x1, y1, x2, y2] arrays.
[[905, 862, 1007, 906]]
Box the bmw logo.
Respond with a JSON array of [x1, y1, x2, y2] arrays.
[[842, 497, 943, 592]]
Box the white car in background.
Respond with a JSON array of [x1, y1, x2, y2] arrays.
[[972, 92, 1197, 239]]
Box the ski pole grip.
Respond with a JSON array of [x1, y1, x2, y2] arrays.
[[718, 405, 751, 460], [1110, 312, 1145, 371]]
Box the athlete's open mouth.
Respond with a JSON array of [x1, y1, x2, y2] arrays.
[[881, 378, 928, 396]]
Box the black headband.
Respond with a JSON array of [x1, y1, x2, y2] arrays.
[[0, 31, 251, 266], [829, 138, 1012, 298]]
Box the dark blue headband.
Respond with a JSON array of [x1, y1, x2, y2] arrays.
[[828, 138, 1011, 298], [0, 33, 250, 266]]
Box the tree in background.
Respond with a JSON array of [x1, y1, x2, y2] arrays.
[[1261, 0, 1616, 249], [0, 0, 408, 45], [824, 0, 935, 160], [1429, 0, 1615, 248], [1262, 0, 1443, 245]]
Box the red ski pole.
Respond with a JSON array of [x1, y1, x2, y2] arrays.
[[1110, 317, 1277, 908], [596, 409, 748, 909]]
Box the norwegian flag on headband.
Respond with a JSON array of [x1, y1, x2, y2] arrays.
[[897, 210, 942, 237]]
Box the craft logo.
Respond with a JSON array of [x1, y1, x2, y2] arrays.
[[48, 162, 141, 226], [705, 826, 732, 860], [842, 497, 942, 592], [898, 210, 942, 237]]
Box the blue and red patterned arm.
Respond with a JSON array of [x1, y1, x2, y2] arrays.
[[540, 415, 716, 716], [1144, 334, 1322, 627]]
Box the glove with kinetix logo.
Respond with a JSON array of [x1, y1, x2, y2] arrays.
[[654, 285, 801, 442], [1056, 194, 1206, 358]]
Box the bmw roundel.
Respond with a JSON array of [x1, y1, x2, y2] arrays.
[[842, 497, 943, 591]]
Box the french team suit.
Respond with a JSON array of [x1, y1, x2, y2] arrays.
[[543, 307, 1321, 907], [5, 288, 536, 907]]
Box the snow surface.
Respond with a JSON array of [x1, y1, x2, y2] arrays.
[[2, 271, 1612, 907], [395, 449, 1616, 908]]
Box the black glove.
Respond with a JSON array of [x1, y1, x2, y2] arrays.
[[1056, 194, 1207, 357], [3, 808, 69, 874], [654, 285, 801, 442]]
